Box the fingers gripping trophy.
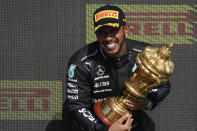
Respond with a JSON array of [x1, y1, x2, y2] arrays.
[[94, 43, 175, 127]]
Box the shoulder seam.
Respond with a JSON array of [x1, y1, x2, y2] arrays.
[[80, 50, 98, 62]]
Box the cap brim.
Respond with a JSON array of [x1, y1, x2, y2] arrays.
[[94, 23, 120, 32]]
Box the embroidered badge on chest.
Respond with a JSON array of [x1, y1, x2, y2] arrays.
[[96, 65, 105, 75]]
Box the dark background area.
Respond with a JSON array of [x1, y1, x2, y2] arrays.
[[0, 0, 197, 131]]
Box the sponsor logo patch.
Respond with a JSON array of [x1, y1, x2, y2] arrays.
[[94, 81, 110, 88], [68, 64, 76, 78], [78, 108, 95, 121], [93, 89, 112, 94], [67, 95, 78, 100], [67, 89, 78, 94], [67, 78, 77, 83], [96, 65, 105, 76], [132, 64, 137, 73], [95, 10, 119, 22], [95, 75, 109, 81], [67, 82, 78, 88]]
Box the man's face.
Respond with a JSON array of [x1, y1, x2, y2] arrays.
[[95, 25, 129, 58]]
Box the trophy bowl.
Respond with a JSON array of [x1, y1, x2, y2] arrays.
[[94, 43, 175, 127]]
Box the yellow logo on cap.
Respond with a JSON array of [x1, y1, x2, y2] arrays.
[[95, 10, 119, 22]]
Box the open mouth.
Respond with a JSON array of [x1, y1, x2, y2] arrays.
[[105, 43, 117, 50]]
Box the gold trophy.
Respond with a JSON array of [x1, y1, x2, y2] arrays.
[[94, 43, 175, 127]]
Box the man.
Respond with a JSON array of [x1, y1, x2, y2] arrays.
[[64, 5, 170, 131]]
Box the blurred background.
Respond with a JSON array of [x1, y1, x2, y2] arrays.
[[0, 0, 197, 131]]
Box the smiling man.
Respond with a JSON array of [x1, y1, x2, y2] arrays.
[[95, 26, 128, 57], [94, 5, 129, 58], [64, 5, 171, 131]]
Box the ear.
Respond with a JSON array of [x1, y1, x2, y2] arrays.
[[124, 24, 130, 36]]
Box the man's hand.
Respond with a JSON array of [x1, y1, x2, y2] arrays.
[[108, 114, 133, 131], [125, 97, 148, 111]]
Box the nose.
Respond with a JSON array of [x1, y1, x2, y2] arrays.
[[104, 34, 113, 42]]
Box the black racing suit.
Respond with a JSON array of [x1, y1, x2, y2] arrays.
[[64, 39, 171, 131]]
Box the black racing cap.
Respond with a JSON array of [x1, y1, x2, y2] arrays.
[[93, 5, 126, 32]]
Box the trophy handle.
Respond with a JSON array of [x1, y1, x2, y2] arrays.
[[94, 101, 113, 127]]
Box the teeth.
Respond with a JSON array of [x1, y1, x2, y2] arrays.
[[106, 43, 115, 48]]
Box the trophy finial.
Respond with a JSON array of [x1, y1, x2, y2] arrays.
[[158, 42, 174, 60], [136, 42, 175, 83], [168, 42, 174, 49]]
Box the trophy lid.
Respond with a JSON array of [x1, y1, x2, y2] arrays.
[[137, 43, 174, 82]]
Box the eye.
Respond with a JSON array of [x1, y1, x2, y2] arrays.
[[110, 28, 119, 35], [96, 27, 119, 37], [96, 31, 106, 37], [112, 28, 118, 32]]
